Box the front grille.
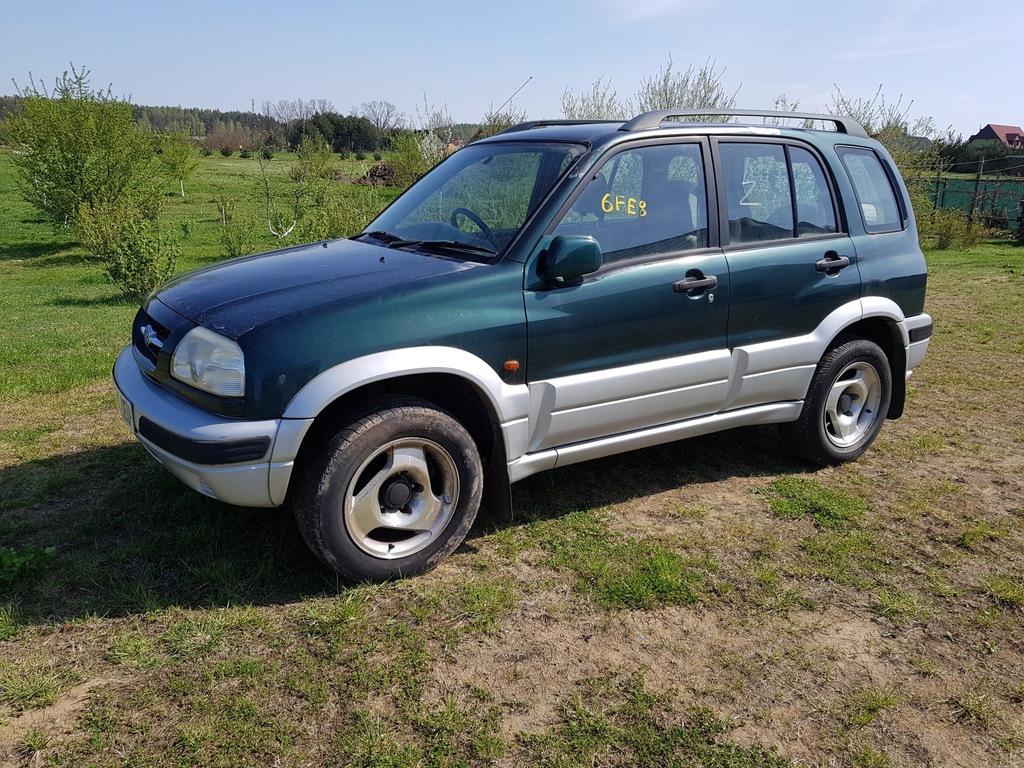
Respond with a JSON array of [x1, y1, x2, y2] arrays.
[[134, 310, 172, 366]]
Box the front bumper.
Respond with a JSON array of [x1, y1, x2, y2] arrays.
[[113, 347, 311, 508]]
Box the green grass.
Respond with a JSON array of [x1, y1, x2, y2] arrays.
[[3, 146, 1024, 766], [532, 509, 712, 609], [520, 672, 790, 767], [758, 476, 868, 529]]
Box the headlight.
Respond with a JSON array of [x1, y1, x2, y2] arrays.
[[171, 327, 245, 397]]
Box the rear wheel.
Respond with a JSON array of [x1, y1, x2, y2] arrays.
[[782, 337, 892, 465], [292, 397, 483, 581]]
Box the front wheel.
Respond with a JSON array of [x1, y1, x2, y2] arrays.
[[292, 398, 483, 581], [781, 337, 892, 466]]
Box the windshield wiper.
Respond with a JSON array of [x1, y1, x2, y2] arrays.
[[356, 230, 404, 244], [355, 230, 497, 257], [402, 239, 498, 256]]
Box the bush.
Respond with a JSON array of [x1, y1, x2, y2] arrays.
[[78, 201, 179, 297], [925, 208, 984, 250], [298, 184, 388, 242], [220, 146, 233, 157], [199, 145, 213, 157], [373, 152, 382, 161], [388, 132, 431, 189], [239, 149, 252, 159], [216, 197, 260, 259], [354, 149, 367, 161], [104, 221, 180, 298], [261, 147, 274, 160]]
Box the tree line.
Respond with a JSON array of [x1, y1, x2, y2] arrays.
[[2, 92, 404, 155]]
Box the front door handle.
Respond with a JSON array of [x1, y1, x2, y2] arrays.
[[673, 274, 718, 295], [815, 251, 851, 275]]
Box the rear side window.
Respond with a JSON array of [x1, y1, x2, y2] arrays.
[[791, 147, 837, 237], [837, 147, 903, 233], [718, 142, 837, 245], [720, 143, 792, 244]]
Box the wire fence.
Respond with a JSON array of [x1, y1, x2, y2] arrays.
[[924, 174, 1024, 231]]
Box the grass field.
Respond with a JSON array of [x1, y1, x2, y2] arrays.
[[1, 149, 1023, 767]]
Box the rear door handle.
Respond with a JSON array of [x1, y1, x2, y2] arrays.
[[673, 274, 718, 294], [815, 251, 850, 275]]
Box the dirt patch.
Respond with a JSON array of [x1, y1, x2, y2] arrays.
[[0, 677, 123, 765]]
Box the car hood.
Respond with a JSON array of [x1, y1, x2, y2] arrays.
[[152, 238, 480, 337]]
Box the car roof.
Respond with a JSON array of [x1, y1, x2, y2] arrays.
[[491, 109, 869, 145]]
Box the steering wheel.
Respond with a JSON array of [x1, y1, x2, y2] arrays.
[[450, 207, 494, 241]]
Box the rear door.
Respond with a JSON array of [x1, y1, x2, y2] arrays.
[[714, 139, 861, 409]]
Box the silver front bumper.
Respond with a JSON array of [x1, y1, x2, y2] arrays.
[[112, 347, 311, 508]]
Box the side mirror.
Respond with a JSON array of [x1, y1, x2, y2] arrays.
[[543, 235, 602, 282]]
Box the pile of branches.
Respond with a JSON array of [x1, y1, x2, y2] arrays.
[[356, 162, 399, 187]]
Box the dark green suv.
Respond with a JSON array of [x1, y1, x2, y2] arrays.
[[114, 109, 933, 580]]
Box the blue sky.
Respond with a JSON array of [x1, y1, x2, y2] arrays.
[[4, 0, 1020, 139]]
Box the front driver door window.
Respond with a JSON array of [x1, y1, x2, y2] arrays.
[[553, 142, 709, 264]]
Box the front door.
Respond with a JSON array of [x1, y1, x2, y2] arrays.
[[524, 141, 730, 452]]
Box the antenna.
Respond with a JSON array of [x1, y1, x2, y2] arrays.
[[496, 76, 532, 115]]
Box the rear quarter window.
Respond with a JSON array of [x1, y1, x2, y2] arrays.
[[837, 146, 904, 233]]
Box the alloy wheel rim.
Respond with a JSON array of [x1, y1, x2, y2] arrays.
[[343, 437, 460, 559], [822, 362, 883, 449]]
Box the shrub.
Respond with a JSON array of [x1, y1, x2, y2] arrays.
[[239, 149, 252, 159], [104, 220, 180, 298], [216, 197, 260, 259], [373, 152, 382, 161], [199, 145, 213, 157], [388, 132, 431, 189], [260, 147, 274, 160], [220, 146, 233, 157], [298, 184, 388, 242], [354, 149, 367, 160], [926, 208, 984, 250], [78, 201, 179, 297]]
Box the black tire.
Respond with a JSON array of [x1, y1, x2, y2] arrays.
[[781, 337, 892, 466], [291, 397, 483, 581]]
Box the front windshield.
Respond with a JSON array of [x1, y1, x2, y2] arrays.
[[363, 140, 586, 257]]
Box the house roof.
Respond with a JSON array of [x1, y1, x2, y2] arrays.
[[968, 124, 1024, 147]]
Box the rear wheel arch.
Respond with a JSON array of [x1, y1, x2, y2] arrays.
[[783, 334, 893, 465], [835, 316, 906, 418]]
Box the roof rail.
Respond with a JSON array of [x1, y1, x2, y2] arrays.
[[498, 119, 623, 135], [620, 109, 869, 138]]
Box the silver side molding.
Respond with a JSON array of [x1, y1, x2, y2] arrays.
[[508, 401, 803, 483]]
